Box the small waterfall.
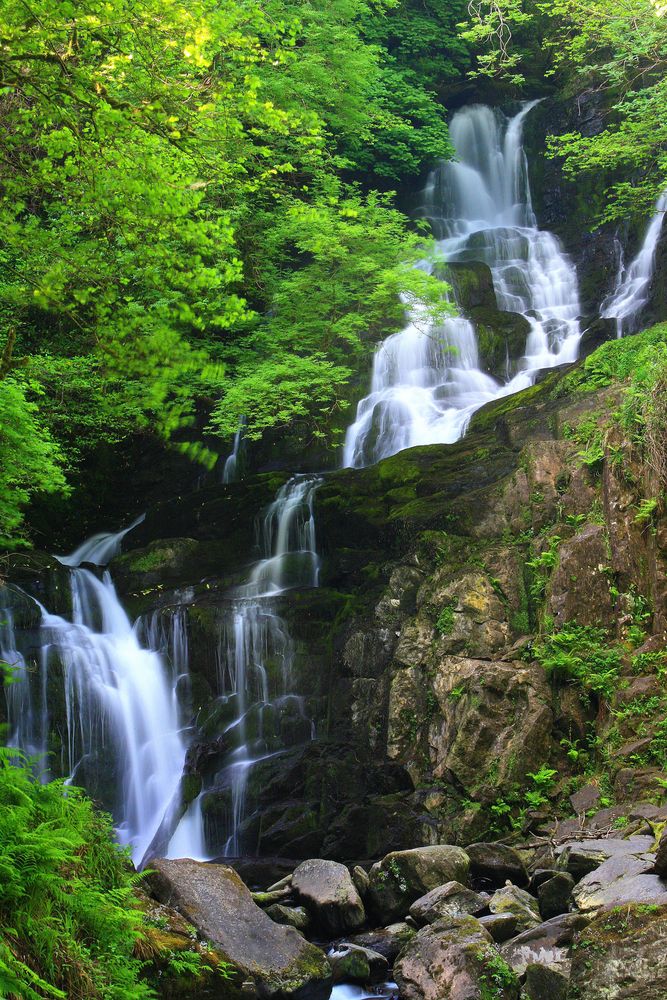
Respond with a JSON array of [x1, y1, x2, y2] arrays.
[[213, 475, 321, 856], [343, 102, 583, 468], [3, 522, 192, 867], [221, 418, 246, 484], [601, 190, 667, 337]]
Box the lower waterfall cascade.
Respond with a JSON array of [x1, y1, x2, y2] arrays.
[[3, 99, 667, 872]]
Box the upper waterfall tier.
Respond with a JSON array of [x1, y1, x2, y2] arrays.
[[343, 102, 583, 469]]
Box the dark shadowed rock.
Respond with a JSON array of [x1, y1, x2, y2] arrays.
[[537, 873, 574, 920], [654, 828, 667, 877], [568, 901, 667, 999], [394, 915, 520, 1000], [291, 859, 365, 936], [147, 858, 331, 1000], [467, 842, 529, 888], [523, 962, 568, 1000], [367, 846, 470, 922], [265, 905, 311, 933], [409, 882, 488, 925], [352, 865, 370, 898], [478, 913, 519, 942], [343, 922, 416, 963]]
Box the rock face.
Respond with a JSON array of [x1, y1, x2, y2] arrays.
[[291, 859, 365, 935], [147, 859, 331, 999], [394, 915, 520, 1000], [568, 902, 667, 999], [367, 846, 470, 922]]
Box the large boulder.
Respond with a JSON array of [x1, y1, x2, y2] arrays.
[[572, 854, 667, 913], [291, 859, 365, 935], [500, 912, 589, 977], [367, 846, 470, 923], [568, 901, 667, 998], [466, 842, 529, 889], [394, 915, 520, 1000], [147, 859, 331, 1000], [409, 882, 488, 925], [344, 922, 416, 963], [489, 886, 541, 933], [554, 836, 655, 878]]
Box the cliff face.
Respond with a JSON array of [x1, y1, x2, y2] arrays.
[[8, 329, 655, 861]]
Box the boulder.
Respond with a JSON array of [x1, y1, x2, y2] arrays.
[[478, 913, 519, 943], [568, 901, 667, 998], [467, 842, 529, 888], [394, 915, 520, 1000], [500, 912, 589, 977], [554, 835, 655, 877], [367, 846, 470, 922], [352, 866, 370, 898], [147, 858, 331, 1000], [328, 944, 388, 984], [489, 885, 541, 933], [291, 859, 365, 936], [344, 922, 416, 963], [572, 853, 667, 913], [265, 905, 311, 933], [523, 962, 568, 1000], [537, 873, 574, 920], [409, 882, 488, 925]]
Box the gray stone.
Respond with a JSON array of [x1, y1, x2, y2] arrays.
[[537, 873, 574, 920], [478, 913, 519, 943], [500, 912, 589, 977], [292, 859, 365, 936], [467, 842, 529, 888], [573, 854, 667, 913], [147, 858, 331, 999], [554, 836, 655, 877], [265, 904, 311, 933], [367, 846, 470, 923], [394, 915, 519, 1000], [569, 784, 601, 814], [489, 885, 541, 932], [409, 881, 488, 925], [352, 865, 370, 898]]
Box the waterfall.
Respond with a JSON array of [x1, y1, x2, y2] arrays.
[[343, 102, 583, 468], [601, 190, 667, 337], [2, 522, 193, 867], [212, 475, 321, 856], [221, 418, 246, 484]]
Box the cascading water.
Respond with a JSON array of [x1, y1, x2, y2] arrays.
[[601, 190, 667, 337], [2, 522, 193, 866], [221, 418, 246, 484], [344, 102, 583, 468], [210, 475, 321, 856]]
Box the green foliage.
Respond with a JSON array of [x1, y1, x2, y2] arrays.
[[526, 535, 561, 603], [0, 748, 153, 999], [533, 624, 624, 700], [435, 601, 457, 636]]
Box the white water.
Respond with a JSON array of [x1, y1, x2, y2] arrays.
[[601, 190, 667, 337], [215, 475, 321, 855], [221, 418, 246, 484], [344, 102, 583, 468], [3, 522, 197, 866]]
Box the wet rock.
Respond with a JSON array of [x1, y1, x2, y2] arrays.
[[394, 915, 520, 1000], [291, 859, 365, 936], [478, 913, 519, 943], [147, 858, 331, 1000], [568, 901, 667, 999], [500, 912, 589, 977], [537, 873, 574, 920], [573, 854, 666, 913], [409, 881, 488, 925], [523, 962, 568, 1000], [344, 922, 416, 963], [489, 885, 541, 933], [367, 846, 470, 923], [328, 944, 388, 984], [265, 905, 311, 933], [467, 842, 529, 889]]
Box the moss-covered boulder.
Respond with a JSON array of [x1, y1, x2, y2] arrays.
[[291, 859, 365, 936], [367, 845, 470, 923], [147, 859, 331, 1000]]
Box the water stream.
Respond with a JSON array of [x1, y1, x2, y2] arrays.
[[601, 190, 667, 337], [343, 102, 583, 468]]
